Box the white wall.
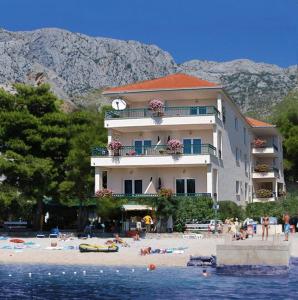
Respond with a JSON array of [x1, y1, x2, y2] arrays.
[[105, 166, 208, 194]]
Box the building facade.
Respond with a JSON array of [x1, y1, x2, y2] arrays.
[[91, 74, 285, 204]]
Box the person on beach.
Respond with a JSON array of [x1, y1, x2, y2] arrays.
[[283, 213, 290, 241], [262, 215, 270, 241], [143, 215, 152, 233], [140, 247, 151, 255]]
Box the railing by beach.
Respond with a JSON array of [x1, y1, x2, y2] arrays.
[[105, 106, 220, 119], [92, 144, 216, 157], [111, 193, 211, 198]]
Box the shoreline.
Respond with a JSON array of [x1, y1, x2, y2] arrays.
[[1, 235, 297, 267]]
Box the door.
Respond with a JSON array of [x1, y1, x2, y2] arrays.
[[134, 140, 152, 155], [134, 180, 143, 194], [187, 179, 196, 195], [183, 139, 201, 154], [124, 180, 132, 195], [176, 179, 185, 195]]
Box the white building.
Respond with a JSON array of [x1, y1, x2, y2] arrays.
[[91, 73, 285, 204]]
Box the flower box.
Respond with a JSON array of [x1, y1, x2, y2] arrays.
[[253, 138, 267, 148], [255, 189, 272, 198], [254, 164, 270, 173]]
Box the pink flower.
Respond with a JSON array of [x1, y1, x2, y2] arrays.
[[95, 189, 113, 198], [149, 99, 164, 112], [167, 139, 182, 151], [108, 140, 122, 150]]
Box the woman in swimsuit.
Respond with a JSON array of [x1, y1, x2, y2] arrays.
[[262, 215, 270, 240]]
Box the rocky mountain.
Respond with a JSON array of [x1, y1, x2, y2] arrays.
[[0, 28, 297, 116]]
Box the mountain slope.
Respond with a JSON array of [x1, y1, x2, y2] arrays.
[[0, 28, 297, 116]]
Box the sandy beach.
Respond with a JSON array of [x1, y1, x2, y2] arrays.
[[1, 233, 298, 267]]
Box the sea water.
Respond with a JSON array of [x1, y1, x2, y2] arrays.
[[0, 264, 297, 299]]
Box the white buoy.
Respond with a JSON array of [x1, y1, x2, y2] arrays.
[[8, 274, 12, 277], [146, 268, 149, 271], [132, 269, 135, 272], [74, 271, 77, 275], [62, 271, 65, 275], [48, 272, 51, 276], [100, 270, 103, 273], [83, 270, 86, 275], [116, 270, 119, 273], [28, 273, 32, 278]]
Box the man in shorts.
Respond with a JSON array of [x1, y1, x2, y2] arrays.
[[283, 213, 290, 241]]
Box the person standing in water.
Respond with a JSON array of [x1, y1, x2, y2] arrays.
[[283, 213, 290, 241], [262, 215, 270, 241]]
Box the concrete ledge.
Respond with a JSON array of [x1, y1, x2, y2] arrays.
[[216, 243, 290, 267], [216, 265, 289, 276]]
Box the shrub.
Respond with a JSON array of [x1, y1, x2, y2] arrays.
[[254, 164, 270, 172], [256, 189, 272, 198], [175, 196, 214, 231], [218, 200, 244, 221], [95, 189, 113, 199], [158, 188, 173, 199]]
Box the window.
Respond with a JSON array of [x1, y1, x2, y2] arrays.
[[183, 139, 201, 154], [234, 117, 238, 130], [190, 106, 207, 115], [124, 180, 132, 195], [134, 140, 152, 155], [244, 154, 248, 174], [176, 179, 196, 195], [236, 147, 239, 163], [236, 181, 240, 195], [125, 179, 143, 194], [245, 183, 248, 201], [134, 180, 143, 194], [243, 127, 247, 145], [222, 106, 226, 123]]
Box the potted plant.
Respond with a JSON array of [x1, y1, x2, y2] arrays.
[[256, 189, 272, 198], [254, 164, 270, 172], [148, 99, 164, 117], [108, 140, 122, 156], [127, 150, 136, 156], [95, 189, 113, 199], [167, 139, 182, 154], [253, 138, 267, 148]]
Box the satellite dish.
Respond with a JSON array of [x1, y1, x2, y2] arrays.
[[112, 99, 127, 110]]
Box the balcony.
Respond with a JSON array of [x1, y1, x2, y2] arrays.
[[104, 106, 220, 131], [91, 144, 217, 168], [251, 138, 279, 157], [252, 166, 279, 179]]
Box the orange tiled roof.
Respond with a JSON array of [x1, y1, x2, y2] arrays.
[[103, 73, 219, 94], [245, 117, 274, 127]]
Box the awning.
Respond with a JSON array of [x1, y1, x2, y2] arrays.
[[121, 204, 154, 211]]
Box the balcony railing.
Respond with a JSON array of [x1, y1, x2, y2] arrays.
[[253, 166, 279, 173], [112, 193, 211, 198], [92, 144, 216, 157], [105, 106, 220, 119]]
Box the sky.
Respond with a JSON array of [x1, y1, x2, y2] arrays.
[[1, 0, 298, 67]]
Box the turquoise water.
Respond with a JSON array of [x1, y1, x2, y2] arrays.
[[0, 264, 297, 299]]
